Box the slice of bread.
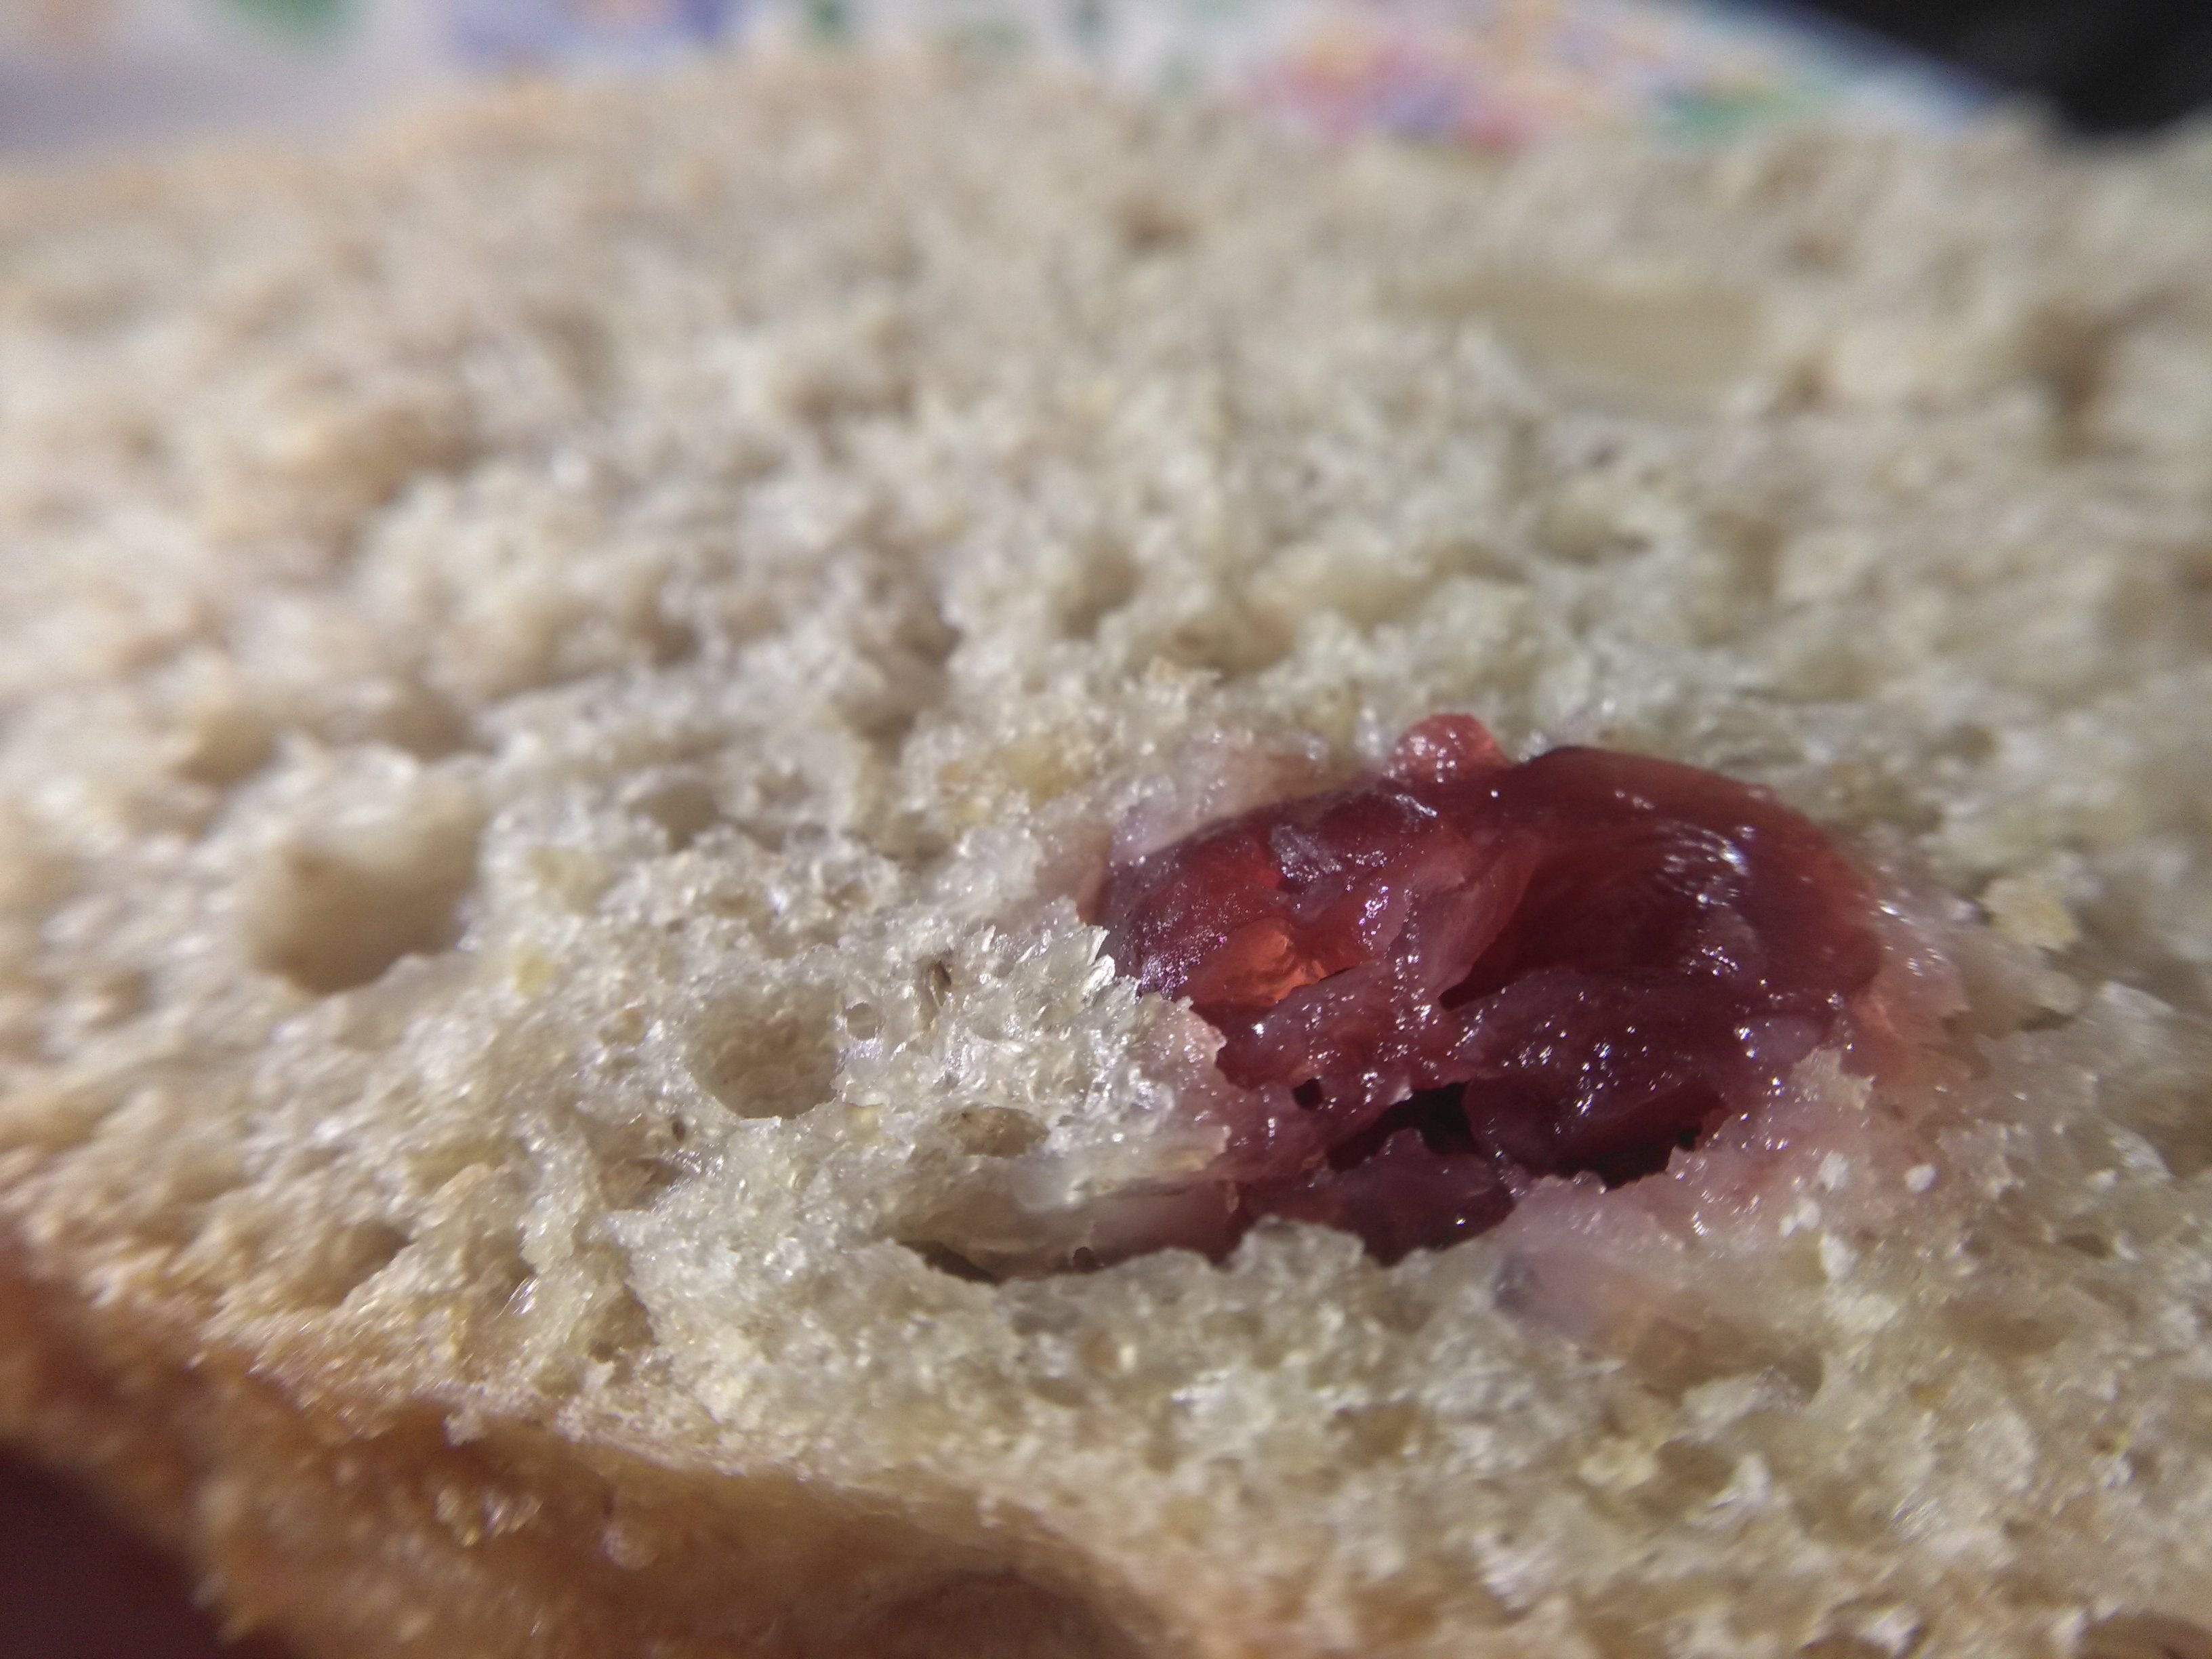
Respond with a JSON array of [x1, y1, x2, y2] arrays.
[[4, 49, 2212, 1659]]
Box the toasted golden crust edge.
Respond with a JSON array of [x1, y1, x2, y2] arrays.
[[0, 1229, 1191, 1659]]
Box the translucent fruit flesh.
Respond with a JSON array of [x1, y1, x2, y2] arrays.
[[1093, 717, 1885, 1263]]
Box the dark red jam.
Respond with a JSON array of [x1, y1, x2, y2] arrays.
[[1094, 717, 1885, 1263]]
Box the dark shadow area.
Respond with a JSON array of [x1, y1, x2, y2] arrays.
[[0, 1450, 286, 1659], [1786, 0, 2212, 131]]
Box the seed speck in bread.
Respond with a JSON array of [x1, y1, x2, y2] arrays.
[[3, 49, 2212, 1659]]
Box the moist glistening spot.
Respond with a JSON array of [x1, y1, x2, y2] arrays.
[[1093, 717, 1886, 1263]]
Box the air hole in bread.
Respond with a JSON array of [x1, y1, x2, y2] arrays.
[[766, 337, 916, 429], [689, 981, 840, 1118], [243, 809, 481, 996], [0, 813, 74, 924], [570, 1107, 687, 1214], [900, 1239, 1001, 1284], [0, 1078, 115, 1152], [582, 1284, 655, 1368], [920, 955, 956, 1012], [2079, 1614, 2212, 1659], [262, 668, 478, 763], [1059, 541, 1140, 640], [842, 668, 947, 751], [1114, 191, 1193, 255], [171, 693, 276, 786], [626, 774, 720, 851], [1331, 1399, 1426, 1467], [2091, 1010, 2212, 1178], [601, 1155, 685, 1212], [1155, 602, 1294, 677], [355, 678, 477, 760], [1931, 722, 2000, 766], [942, 1105, 1046, 1158], [1633, 1439, 1738, 1519], [1795, 1599, 1929, 1658], [195, 370, 478, 548], [1798, 1639, 1900, 1659], [1948, 1295, 2067, 1359], [1498, 1254, 1825, 1404], [1416, 270, 1765, 407], [850, 1571, 1148, 1659], [1640, 1326, 1823, 1408], [283, 1218, 410, 1310], [647, 611, 701, 668], [1577, 1606, 1675, 1658], [1253, 540, 1435, 630]]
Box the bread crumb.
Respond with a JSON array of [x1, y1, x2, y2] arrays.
[[1981, 873, 2081, 952]]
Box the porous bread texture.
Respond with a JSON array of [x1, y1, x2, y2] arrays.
[[3, 48, 2212, 1659]]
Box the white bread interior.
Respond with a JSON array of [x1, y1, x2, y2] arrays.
[[3, 51, 2212, 1659]]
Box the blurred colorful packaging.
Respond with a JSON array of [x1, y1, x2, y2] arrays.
[[0, 0, 1980, 154], [0, 0, 439, 150]]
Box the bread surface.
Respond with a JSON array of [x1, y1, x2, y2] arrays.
[[4, 51, 2212, 1659]]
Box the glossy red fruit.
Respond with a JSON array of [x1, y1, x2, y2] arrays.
[[1094, 717, 1884, 1262]]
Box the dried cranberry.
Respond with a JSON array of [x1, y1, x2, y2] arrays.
[[1094, 716, 1884, 1263]]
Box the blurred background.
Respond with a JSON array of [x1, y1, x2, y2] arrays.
[[0, 0, 2206, 159], [0, 0, 2207, 1654], [1810, 0, 2212, 131]]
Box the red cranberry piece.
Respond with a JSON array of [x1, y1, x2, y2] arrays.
[[1094, 716, 1884, 1263]]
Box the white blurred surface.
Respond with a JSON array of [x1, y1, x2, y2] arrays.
[[0, 0, 450, 152], [0, 0, 1974, 156]]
